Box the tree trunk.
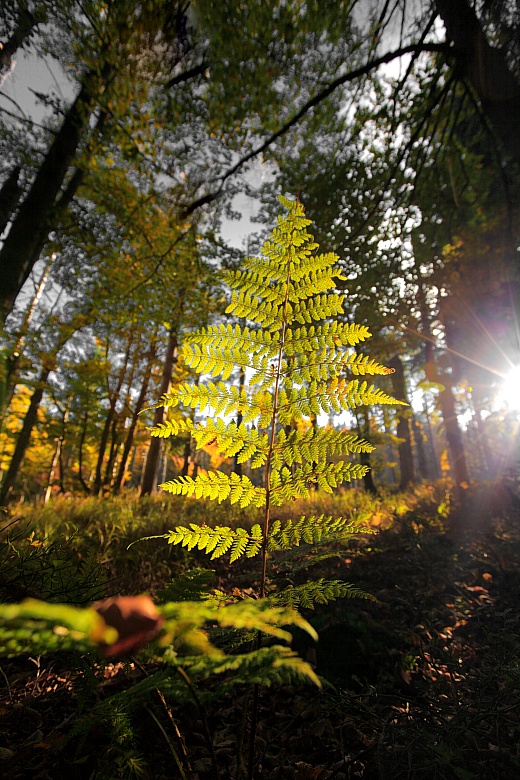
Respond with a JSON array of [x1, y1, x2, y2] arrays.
[[103, 415, 120, 487], [93, 337, 132, 495], [412, 414, 429, 479], [0, 315, 83, 505], [112, 342, 157, 493], [0, 66, 109, 323], [388, 354, 415, 488], [77, 410, 90, 492], [141, 328, 178, 496], [1, 255, 52, 427], [417, 280, 470, 488], [44, 437, 62, 504], [436, 0, 520, 163], [0, 8, 40, 78], [0, 166, 22, 235], [0, 367, 52, 505], [358, 409, 377, 494]]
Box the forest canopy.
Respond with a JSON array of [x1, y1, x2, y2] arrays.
[[0, 0, 518, 501]]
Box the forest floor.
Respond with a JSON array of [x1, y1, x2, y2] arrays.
[[1, 480, 520, 779]]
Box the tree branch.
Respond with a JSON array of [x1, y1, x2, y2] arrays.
[[181, 43, 452, 218], [165, 61, 207, 89]]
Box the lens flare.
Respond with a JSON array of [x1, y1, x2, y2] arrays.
[[497, 366, 520, 412]]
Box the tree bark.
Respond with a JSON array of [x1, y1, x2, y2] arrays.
[[141, 328, 178, 496], [0, 366, 52, 505], [0, 166, 22, 235], [388, 354, 415, 488], [436, 0, 520, 163], [112, 342, 157, 493], [93, 337, 133, 495], [412, 414, 429, 479], [417, 281, 471, 488], [0, 315, 84, 505], [358, 409, 377, 494], [0, 8, 40, 77], [77, 410, 90, 492], [1, 255, 52, 427]]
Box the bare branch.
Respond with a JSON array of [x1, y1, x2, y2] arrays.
[[181, 43, 452, 217]]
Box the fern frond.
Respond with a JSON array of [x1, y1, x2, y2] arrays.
[[273, 426, 374, 470], [162, 521, 264, 559], [273, 579, 377, 609], [268, 515, 369, 551], [149, 417, 195, 438], [160, 472, 266, 508], [190, 418, 269, 465], [171, 381, 273, 425]]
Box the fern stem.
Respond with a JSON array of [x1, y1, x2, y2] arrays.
[[143, 703, 190, 780], [259, 261, 292, 598], [176, 666, 222, 780], [248, 252, 293, 780]]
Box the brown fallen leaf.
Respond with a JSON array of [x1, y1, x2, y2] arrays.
[[92, 595, 164, 657]]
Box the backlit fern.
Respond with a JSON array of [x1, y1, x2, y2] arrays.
[[147, 196, 405, 606]]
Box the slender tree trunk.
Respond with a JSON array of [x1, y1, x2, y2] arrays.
[[141, 328, 178, 496], [93, 337, 132, 495], [103, 415, 120, 486], [44, 437, 62, 504], [0, 367, 51, 505], [112, 342, 157, 493], [423, 396, 441, 479], [358, 409, 377, 494], [0, 166, 22, 234], [388, 354, 415, 488], [77, 410, 90, 492], [417, 280, 470, 488], [1, 256, 52, 427], [412, 414, 429, 479]]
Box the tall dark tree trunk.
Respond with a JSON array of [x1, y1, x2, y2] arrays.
[[436, 0, 520, 163], [412, 414, 429, 479], [103, 415, 120, 486], [0, 66, 109, 323], [358, 409, 377, 494], [77, 410, 90, 493], [0, 166, 22, 235], [417, 282, 470, 489], [93, 337, 132, 495], [388, 354, 415, 489], [141, 328, 178, 496], [1, 256, 52, 427], [113, 342, 157, 493]]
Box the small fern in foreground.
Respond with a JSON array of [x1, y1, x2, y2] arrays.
[[144, 196, 404, 609]]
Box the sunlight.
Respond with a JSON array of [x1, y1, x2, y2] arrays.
[[496, 365, 520, 412]]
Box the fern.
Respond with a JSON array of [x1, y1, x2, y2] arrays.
[[273, 579, 377, 610]]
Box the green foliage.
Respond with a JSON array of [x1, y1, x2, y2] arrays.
[[274, 579, 377, 609], [0, 595, 319, 687], [148, 197, 404, 560]]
